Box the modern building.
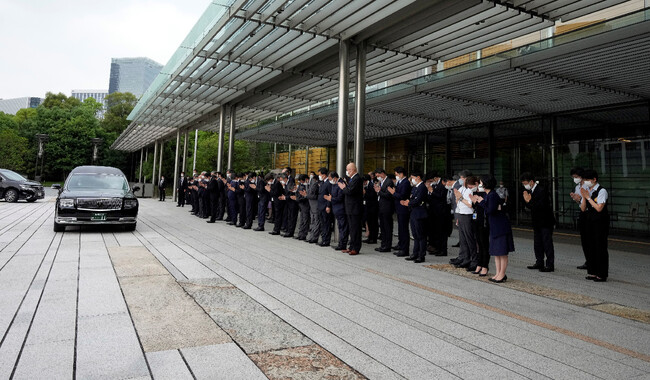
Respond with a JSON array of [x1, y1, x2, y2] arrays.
[[71, 89, 108, 104], [0, 97, 43, 115], [113, 0, 650, 237], [108, 57, 163, 98]]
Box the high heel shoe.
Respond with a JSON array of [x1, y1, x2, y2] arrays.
[[471, 267, 482, 274], [490, 275, 507, 283], [479, 269, 488, 277]]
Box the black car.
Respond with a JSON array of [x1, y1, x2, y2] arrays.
[[53, 166, 140, 232], [0, 169, 45, 202]]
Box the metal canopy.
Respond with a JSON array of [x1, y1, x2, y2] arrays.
[[236, 11, 650, 145], [112, 0, 632, 151]]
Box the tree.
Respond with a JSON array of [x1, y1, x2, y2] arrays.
[[41, 92, 81, 109], [0, 113, 29, 172], [102, 92, 137, 134]]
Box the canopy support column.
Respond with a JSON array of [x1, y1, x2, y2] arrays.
[[172, 129, 181, 202], [217, 105, 226, 172], [182, 129, 188, 173], [193, 129, 198, 171], [138, 148, 143, 183], [305, 146, 309, 174], [158, 140, 163, 184], [336, 39, 350, 175], [152, 140, 158, 197], [354, 40, 366, 174], [227, 106, 236, 170]]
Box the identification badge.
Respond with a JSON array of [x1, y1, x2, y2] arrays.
[[472, 212, 477, 220]]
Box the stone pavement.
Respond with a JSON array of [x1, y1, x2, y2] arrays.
[[0, 195, 649, 379]]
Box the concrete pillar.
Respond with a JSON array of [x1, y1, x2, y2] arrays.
[[152, 140, 158, 196], [423, 134, 428, 174], [158, 140, 163, 184], [193, 129, 198, 171], [288, 144, 292, 167], [273, 143, 277, 168], [182, 129, 188, 173], [336, 39, 350, 175], [138, 148, 143, 183], [227, 105, 236, 170], [217, 105, 225, 171], [172, 129, 181, 202], [354, 40, 367, 174], [550, 117, 557, 216], [305, 146, 310, 174]]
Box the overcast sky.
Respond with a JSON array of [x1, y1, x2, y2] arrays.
[[0, 0, 210, 99]]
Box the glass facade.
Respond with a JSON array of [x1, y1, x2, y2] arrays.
[[108, 57, 163, 98]]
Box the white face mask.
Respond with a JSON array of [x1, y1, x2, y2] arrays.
[[181, 175, 184, 178], [410, 178, 417, 186], [573, 177, 581, 184], [280, 180, 285, 185], [524, 184, 532, 191], [227, 173, 232, 179], [499, 184, 504, 188], [309, 175, 314, 180], [583, 180, 593, 188], [445, 185, 453, 190], [319, 175, 325, 181], [469, 187, 477, 193], [433, 179, 440, 185], [345, 170, 350, 177], [478, 185, 484, 192], [458, 178, 464, 186], [330, 180, 336, 185]]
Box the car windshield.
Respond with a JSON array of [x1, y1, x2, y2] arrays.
[[0, 170, 28, 182], [66, 173, 129, 191]]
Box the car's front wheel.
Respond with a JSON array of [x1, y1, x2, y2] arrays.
[[4, 189, 19, 203], [53, 221, 65, 232], [26, 195, 38, 202]]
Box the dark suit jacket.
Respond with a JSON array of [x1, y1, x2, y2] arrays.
[[364, 181, 378, 214], [377, 178, 395, 215], [270, 180, 284, 202], [409, 183, 428, 220], [330, 181, 346, 216], [427, 182, 447, 216], [307, 179, 320, 210], [481, 191, 512, 237], [207, 178, 219, 198], [524, 184, 555, 228], [394, 178, 411, 215], [179, 177, 188, 191], [318, 181, 331, 211], [158, 179, 166, 189], [342, 173, 363, 215]]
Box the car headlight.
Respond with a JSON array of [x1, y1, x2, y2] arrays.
[[123, 199, 138, 209], [20, 184, 32, 190], [59, 199, 75, 208]]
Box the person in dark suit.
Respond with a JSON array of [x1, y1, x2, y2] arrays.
[[295, 174, 311, 240], [244, 171, 259, 229], [196, 178, 206, 218], [201, 177, 211, 219], [158, 175, 166, 201], [402, 171, 428, 263], [317, 168, 333, 246], [226, 176, 238, 225], [306, 171, 322, 243], [579, 169, 609, 282], [235, 173, 246, 227], [283, 167, 298, 237], [339, 163, 363, 255], [269, 173, 287, 235], [476, 175, 514, 283], [426, 173, 451, 256], [325, 172, 348, 250], [254, 173, 272, 231], [207, 171, 220, 223], [190, 176, 199, 214], [389, 167, 411, 257], [471, 178, 490, 275], [363, 174, 379, 244], [374, 169, 394, 252], [521, 172, 555, 272], [177, 172, 188, 207], [217, 173, 227, 220]]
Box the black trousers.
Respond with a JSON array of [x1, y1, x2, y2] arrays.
[[159, 188, 165, 201], [431, 213, 449, 254], [410, 216, 426, 259], [209, 195, 219, 222], [245, 197, 256, 227], [319, 209, 332, 244], [334, 213, 349, 248], [585, 216, 609, 279], [366, 211, 379, 241], [273, 202, 286, 233], [286, 201, 298, 235], [476, 223, 490, 268], [396, 213, 410, 253], [177, 190, 185, 206], [217, 194, 226, 220], [578, 213, 588, 265], [347, 213, 362, 252], [379, 212, 393, 250], [237, 196, 246, 225], [257, 195, 269, 228], [228, 197, 237, 223], [297, 204, 310, 238], [533, 226, 554, 267]]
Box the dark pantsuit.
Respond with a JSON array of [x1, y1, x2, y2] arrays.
[[347, 213, 362, 252], [257, 195, 269, 228], [379, 213, 394, 250], [397, 213, 410, 253], [366, 211, 379, 241], [334, 213, 349, 248], [410, 216, 426, 260], [273, 202, 285, 233], [533, 226, 554, 267], [319, 210, 332, 244], [476, 223, 490, 268], [159, 188, 166, 201], [286, 202, 298, 235]]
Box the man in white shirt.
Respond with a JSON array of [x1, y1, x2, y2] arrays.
[[452, 176, 478, 271]]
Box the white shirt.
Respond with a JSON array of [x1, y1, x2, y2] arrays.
[[588, 184, 608, 204], [455, 187, 474, 215]]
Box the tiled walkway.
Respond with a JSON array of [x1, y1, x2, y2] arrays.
[[1, 196, 648, 379]]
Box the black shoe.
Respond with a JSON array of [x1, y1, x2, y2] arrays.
[[297, 237, 306, 241], [307, 239, 318, 244], [393, 250, 404, 256], [455, 262, 470, 268], [176, 205, 181, 207], [405, 256, 416, 261], [363, 239, 376, 244], [282, 234, 294, 238], [269, 231, 280, 235], [539, 267, 554, 272], [318, 242, 330, 247], [434, 252, 448, 256], [206, 220, 215, 223], [414, 258, 425, 263], [452, 242, 460, 247], [593, 277, 607, 282], [527, 264, 543, 270], [396, 252, 409, 257], [333, 246, 345, 251], [391, 245, 400, 250], [586, 276, 597, 280], [466, 266, 477, 272], [449, 258, 461, 264], [490, 276, 507, 283], [227, 222, 235, 225], [577, 264, 588, 270], [253, 227, 264, 231], [243, 226, 252, 230], [236, 224, 244, 228]]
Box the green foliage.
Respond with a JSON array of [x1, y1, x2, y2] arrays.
[[102, 92, 137, 134], [0, 114, 29, 172], [41, 92, 82, 109]]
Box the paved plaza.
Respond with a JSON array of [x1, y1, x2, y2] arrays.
[[1, 193, 649, 379]]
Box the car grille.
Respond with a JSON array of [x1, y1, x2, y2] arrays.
[[76, 198, 122, 210], [31, 185, 44, 191]]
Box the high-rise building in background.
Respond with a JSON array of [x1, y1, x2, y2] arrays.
[[108, 57, 163, 98], [71, 89, 108, 104], [0, 97, 43, 115]]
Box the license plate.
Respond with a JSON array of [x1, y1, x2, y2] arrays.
[[91, 213, 106, 221]]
